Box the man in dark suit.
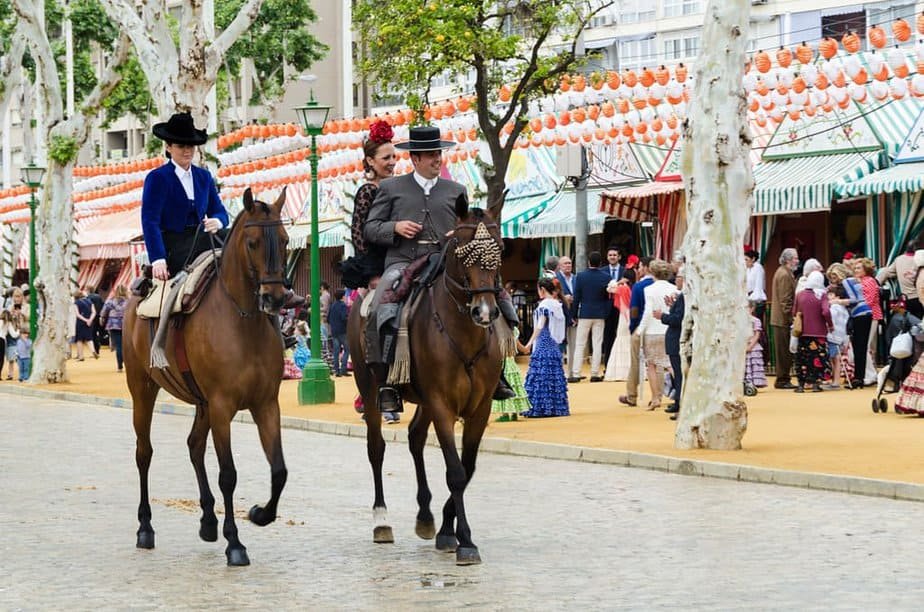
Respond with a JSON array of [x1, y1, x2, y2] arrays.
[[364, 126, 517, 412], [569, 251, 612, 383], [141, 112, 230, 281], [555, 256, 577, 368], [654, 267, 685, 420], [602, 246, 624, 363]]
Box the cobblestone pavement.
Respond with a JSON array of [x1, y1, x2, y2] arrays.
[[2, 396, 924, 611]]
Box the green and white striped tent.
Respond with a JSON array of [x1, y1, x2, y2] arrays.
[[286, 219, 350, 250], [753, 152, 881, 215]]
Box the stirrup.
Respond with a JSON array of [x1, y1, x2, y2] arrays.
[[377, 385, 403, 413]]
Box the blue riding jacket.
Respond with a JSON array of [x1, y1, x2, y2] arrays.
[[141, 161, 229, 264]]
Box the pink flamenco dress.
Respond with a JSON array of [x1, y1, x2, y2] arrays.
[[895, 352, 924, 416], [604, 284, 632, 381]]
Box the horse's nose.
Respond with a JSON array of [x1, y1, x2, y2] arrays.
[[489, 306, 500, 322], [470, 305, 483, 322]]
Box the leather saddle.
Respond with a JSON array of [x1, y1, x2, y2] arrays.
[[136, 250, 221, 319], [380, 252, 444, 305]]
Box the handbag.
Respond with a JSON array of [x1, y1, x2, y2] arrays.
[[890, 331, 913, 359], [791, 311, 803, 338]]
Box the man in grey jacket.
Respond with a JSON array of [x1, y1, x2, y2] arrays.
[[364, 126, 515, 413]]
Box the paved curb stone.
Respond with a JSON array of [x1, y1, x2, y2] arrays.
[[4, 386, 922, 503]]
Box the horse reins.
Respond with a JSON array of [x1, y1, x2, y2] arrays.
[[428, 219, 503, 373], [210, 218, 287, 318]]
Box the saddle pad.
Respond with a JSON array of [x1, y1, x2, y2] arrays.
[[136, 250, 222, 319], [360, 287, 376, 319]]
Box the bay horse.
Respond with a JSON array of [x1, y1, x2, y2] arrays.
[[347, 198, 506, 566], [122, 188, 290, 566]]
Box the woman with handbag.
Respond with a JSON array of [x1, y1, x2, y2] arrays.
[[792, 271, 833, 393], [828, 263, 874, 388]]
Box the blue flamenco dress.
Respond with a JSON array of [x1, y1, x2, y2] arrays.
[[522, 299, 570, 418]]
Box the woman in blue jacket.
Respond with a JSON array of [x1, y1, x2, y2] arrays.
[[141, 112, 229, 281]]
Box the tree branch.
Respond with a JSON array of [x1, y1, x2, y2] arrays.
[[0, 29, 27, 122], [99, 0, 177, 89], [11, 0, 64, 124], [209, 0, 266, 70]]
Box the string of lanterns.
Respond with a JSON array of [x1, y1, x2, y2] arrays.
[[4, 17, 924, 220]]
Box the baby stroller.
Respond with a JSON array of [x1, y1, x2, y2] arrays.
[[872, 300, 922, 413]]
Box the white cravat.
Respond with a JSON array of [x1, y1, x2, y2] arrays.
[[172, 160, 195, 200], [413, 172, 438, 196]]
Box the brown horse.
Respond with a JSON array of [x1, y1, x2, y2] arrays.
[[123, 188, 290, 566], [347, 199, 506, 566]]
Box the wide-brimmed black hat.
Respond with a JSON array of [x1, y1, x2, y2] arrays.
[[152, 112, 208, 146], [394, 126, 455, 151]]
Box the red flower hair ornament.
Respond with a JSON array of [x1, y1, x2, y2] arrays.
[[368, 120, 394, 144]]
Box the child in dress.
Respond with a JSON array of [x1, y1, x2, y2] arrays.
[[522, 278, 570, 418], [825, 284, 850, 389], [491, 328, 531, 422], [744, 301, 767, 389]]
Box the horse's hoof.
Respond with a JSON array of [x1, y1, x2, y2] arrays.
[[248, 504, 275, 527], [373, 525, 394, 544], [226, 547, 250, 566], [456, 546, 481, 566], [136, 530, 155, 549], [199, 520, 218, 542], [435, 534, 458, 553], [415, 519, 436, 540]]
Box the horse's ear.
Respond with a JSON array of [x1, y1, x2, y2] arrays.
[[455, 191, 469, 220], [243, 188, 254, 213], [272, 186, 287, 212]]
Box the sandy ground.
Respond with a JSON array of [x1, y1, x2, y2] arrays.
[[6, 351, 924, 484]]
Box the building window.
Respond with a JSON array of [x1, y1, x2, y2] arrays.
[[662, 0, 702, 19], [619, 37, 656, 72], [821, 11, 865, 40], [619, 0, 656, 25], [663, 31, 700, 61]]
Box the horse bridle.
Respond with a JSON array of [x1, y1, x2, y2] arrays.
[[212, 218, 287, 318], [442, 221, 504, 314]]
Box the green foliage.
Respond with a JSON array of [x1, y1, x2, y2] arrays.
[[48, 134, 79, 165], [354, 0, 610, 208], [102, 54, 152, 126], [218, 0, 327, 109], [145, 136, 163, 157]]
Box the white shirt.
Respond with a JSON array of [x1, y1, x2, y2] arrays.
[[637, 280, 677, 336], [172, 160, 195, 200], [746, 262, 767, 301], [413, 172, 438, 196], [559, 273, 574, 294]]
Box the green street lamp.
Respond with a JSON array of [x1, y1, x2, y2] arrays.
[[294, 92, 335, 405], [19, 161, 46, 343]]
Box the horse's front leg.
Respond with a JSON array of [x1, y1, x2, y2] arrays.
[[209, 414, 249, 566], [187, 403, 218, 542], [431, 406, 482, 565], [131, 376, 159, 550], [248, 400, 288, 527], [408, 406, 435, 539]]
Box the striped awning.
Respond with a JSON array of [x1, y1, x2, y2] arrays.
[[286, 219, 349, 250], [517, 189, 609, 238], [74, 208, 143, 260], [630, 143, 671, 178], [496, 191, 559, 239], [753, 153, 880, 215], [599, 181, 682, 219], [838, 162, 924, 198]]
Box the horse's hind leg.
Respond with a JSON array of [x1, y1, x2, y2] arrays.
[[210, 414, 249, 566], [130, 374, 159, 550], [248, 400, 288, 527], [408, 406, 435, 539], [187, 404, 218, 542], [365, 391, 392, 543]]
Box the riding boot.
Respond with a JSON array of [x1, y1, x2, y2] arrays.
[[372, 363, 402, 413], [492, 372, 516, 401], [283, 289, 307, 309], [498, 289, 520, 327]]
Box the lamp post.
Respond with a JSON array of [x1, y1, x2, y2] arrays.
[[19, 162, 46, 342], [294, 92, 335, 405]]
